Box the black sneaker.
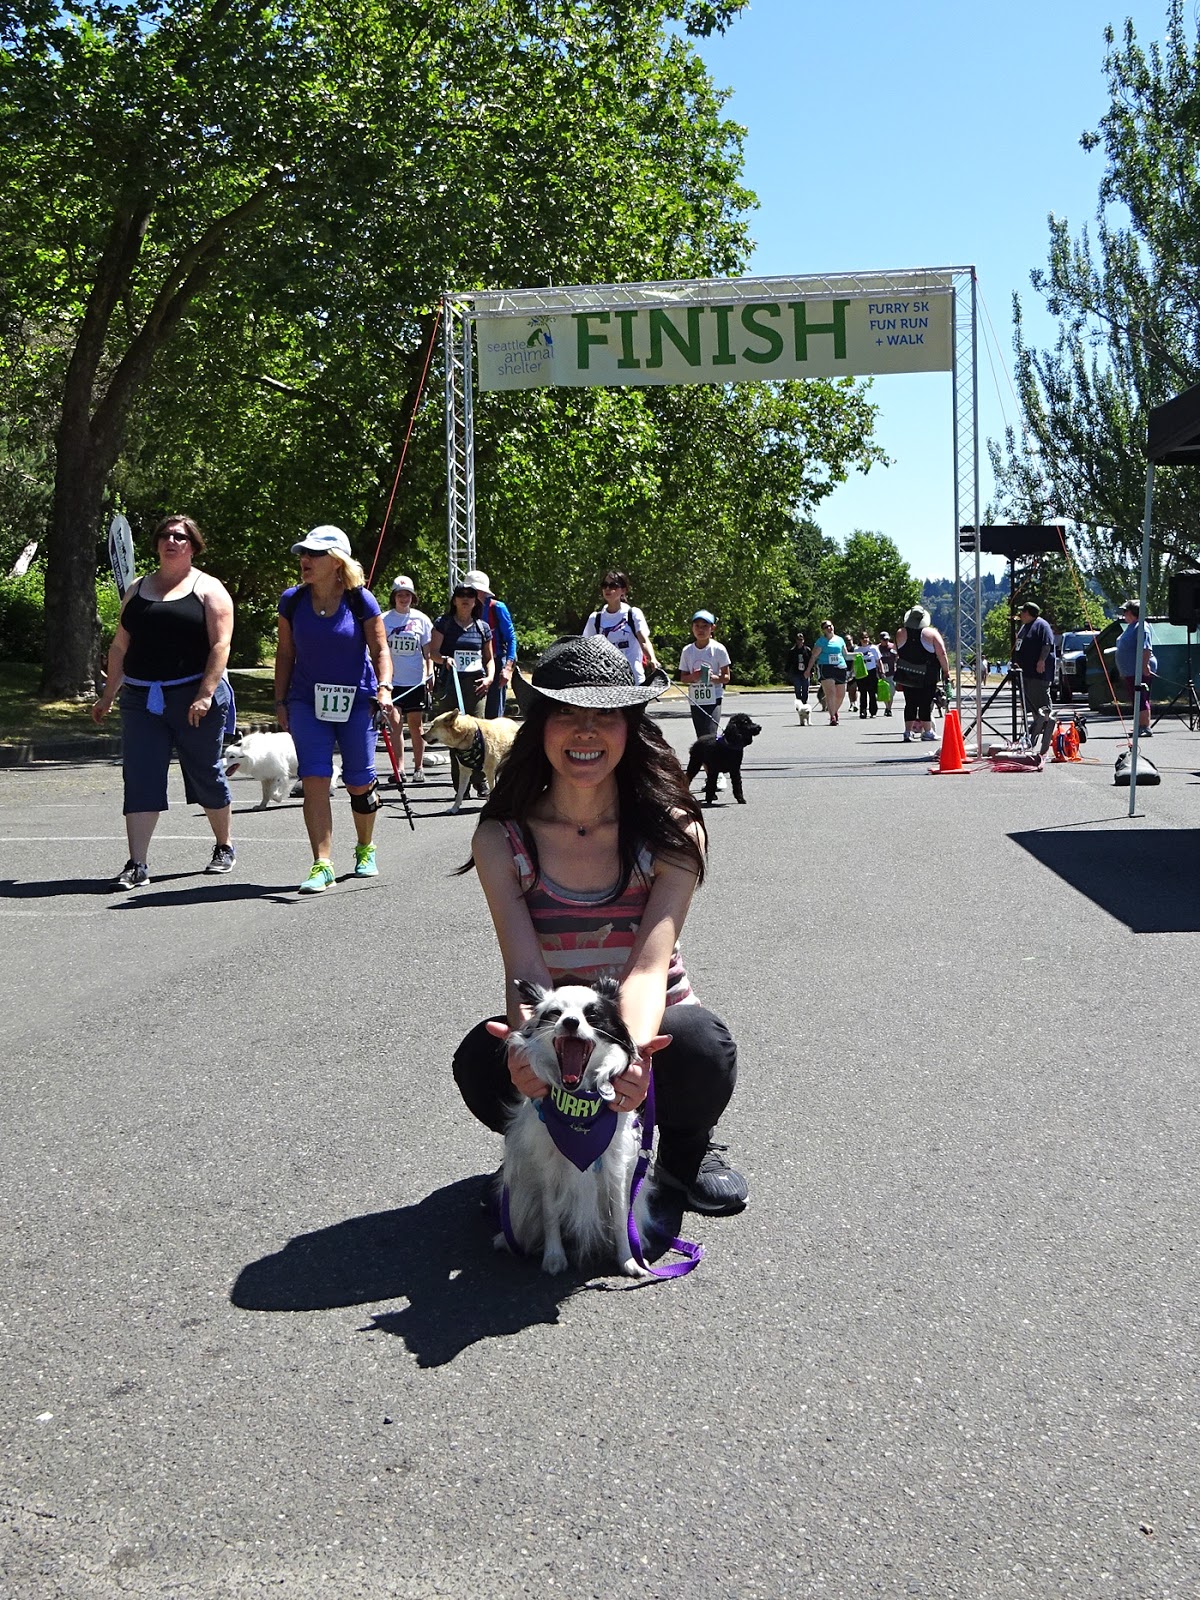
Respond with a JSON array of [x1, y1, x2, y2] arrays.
[[113, 860, 149, 890], [206, 843, 236, 874], [657, 1142, 748, 1215]]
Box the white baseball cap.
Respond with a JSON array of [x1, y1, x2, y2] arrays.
[[391, 575, 415, 593], [464, 569, 491, 591], [292, 524, 351, 557]]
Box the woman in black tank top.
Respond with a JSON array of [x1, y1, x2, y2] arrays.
[[91, 515, 237, 889]]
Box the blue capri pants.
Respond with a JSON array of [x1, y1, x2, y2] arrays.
[[288, 691, 377, 788], [119, 680, 232, 814]]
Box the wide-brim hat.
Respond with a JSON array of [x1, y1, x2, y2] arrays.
[[512, 635, 669, 711], [464, 569, 491, 591]]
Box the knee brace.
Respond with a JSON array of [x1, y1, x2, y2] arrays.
[[349, 781, 381, 815]]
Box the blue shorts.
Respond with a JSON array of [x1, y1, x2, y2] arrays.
[[288, 692, 377, 787], [119, 679, 233, 814]]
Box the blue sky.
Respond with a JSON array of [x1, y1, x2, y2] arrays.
[[695, 0, 1173, 580]]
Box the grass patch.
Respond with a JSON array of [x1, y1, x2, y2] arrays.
[[0, 663, 279, 743]]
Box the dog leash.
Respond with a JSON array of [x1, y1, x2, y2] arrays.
[[499, 1073, 704, 1279]]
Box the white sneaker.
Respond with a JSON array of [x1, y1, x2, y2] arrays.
[[412, 767, 426, 785], [716, 774, 727, 792], [921, 730, 937, 742]]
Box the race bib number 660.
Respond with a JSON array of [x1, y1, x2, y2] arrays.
[[314, 682, 355, 722]]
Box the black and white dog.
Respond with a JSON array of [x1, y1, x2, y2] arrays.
[[685, 711, 762, 805], [499, 977, 651, 1278]]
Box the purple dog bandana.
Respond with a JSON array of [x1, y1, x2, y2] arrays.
[[537, 1084, 618, 1172]]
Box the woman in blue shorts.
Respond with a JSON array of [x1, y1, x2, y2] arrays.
[[274, 525, 399, 892], [810, 619, 849, 725]]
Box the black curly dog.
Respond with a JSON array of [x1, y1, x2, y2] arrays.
[[685, 712, 762, 805]]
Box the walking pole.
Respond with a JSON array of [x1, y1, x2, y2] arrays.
[[375, 704, 415, 831]]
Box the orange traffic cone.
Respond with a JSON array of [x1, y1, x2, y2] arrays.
[[930, 709, 972, 775]]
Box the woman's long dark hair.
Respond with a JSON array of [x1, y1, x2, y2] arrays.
[[456, 699, 706, 896]]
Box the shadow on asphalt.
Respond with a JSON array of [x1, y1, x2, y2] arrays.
[[1010, 826, 1200, 932], [231, 1176, 689, 1367]]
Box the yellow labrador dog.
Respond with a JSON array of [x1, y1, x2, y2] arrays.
[[425, 711, 520, 812]]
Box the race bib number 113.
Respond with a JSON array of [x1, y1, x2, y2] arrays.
[[314, 682, 355, 723]]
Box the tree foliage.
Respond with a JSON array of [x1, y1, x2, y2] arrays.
[[990, 1, 1200, 611]]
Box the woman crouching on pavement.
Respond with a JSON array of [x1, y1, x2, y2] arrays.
[[274, 525, 399, 892], [451, 634, 748, 1216]]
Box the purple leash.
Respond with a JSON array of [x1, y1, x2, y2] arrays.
[[500, 1072, 703, 1278]]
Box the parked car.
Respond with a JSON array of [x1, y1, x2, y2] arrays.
[[1053, 629, 1100, 702]]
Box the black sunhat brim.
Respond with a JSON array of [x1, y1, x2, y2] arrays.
[[511, 664, 669, 713]]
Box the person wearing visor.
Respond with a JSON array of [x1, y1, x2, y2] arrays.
[[274, 525, 398, 892], [452, 635, 748, 1217]]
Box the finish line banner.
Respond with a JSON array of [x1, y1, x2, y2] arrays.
[[476, 291, 953, 391]]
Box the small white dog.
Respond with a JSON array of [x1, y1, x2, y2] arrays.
[[222, 731, 340, 807], [795, 702, 811, 726], [499, 978, 650, 1278]]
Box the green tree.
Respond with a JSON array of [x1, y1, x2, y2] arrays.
[[0, 0, 753, 694], [820, 529, 921, 639], [990, 2, 1200, 612]]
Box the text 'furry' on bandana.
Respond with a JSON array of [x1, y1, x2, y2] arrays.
[[537, 1084, 618, 1171]]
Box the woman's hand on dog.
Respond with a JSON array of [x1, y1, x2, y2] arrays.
[[610, 1035, 669, 1111], [487, 1018, 549, 1101]]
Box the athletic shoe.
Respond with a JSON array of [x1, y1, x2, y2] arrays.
[[1141, 727, 1153, 739], [830, 714, 839, 726], [412, 767, 426, 785], [921, 730, 937, 742], [885, 709, 892, 717], [657, 1142, 748, 1215], [353, 843, 378, 877], [299, 859, 335, 893], [113, 859, 149, 890], [716, 773, 727, 792], [903, 731, 913, 742], [206, 843, 236, 874]]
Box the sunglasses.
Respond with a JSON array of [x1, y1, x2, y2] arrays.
[[602, 582, 623, 590], [300, 548, 330, 558], [160, 530, 192, 544]]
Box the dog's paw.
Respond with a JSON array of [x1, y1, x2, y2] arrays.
[[541, 1245, 569, 1275], [736, 796, 746, 804], [618, 1256, 653, 1281]]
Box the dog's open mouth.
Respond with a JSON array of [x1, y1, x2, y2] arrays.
[[554, 1035, 593, 1089], [224, 760, 241, 775]]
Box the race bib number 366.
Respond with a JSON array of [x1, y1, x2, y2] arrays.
[[314, 682, 355, 722]]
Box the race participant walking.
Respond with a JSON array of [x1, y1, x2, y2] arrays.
[[582, 571, 660, 684], [383, 575, 433, 783], [877, 631, 897, 715], [431, 584, 496, 798], [894, 606, 950, 743], [785, 629, 812, 714], [274, 525, 399, 892], [856, 630, 881, 718], [810, 620, 849, 725], [91, 514, 236, 889], [465, 569, 517, 718], [678, 609, 731, 739]]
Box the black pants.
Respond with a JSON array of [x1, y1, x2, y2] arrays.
[[452, 1003, 738, 1181], [857, 669, 879, 716]]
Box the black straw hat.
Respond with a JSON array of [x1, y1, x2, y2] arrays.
[[512, 635, 669, 711]]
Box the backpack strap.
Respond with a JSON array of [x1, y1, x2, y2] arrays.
[[280, 586, 370, 625]]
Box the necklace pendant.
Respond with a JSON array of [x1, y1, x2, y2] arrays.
[[577, 825, 587, 836]]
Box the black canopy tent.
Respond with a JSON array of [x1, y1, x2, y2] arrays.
[[1128, 383, 1200, 809]]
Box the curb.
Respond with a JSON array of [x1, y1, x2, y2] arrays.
[[0, 735, 122, 768]]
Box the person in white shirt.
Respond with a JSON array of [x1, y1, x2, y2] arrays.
[[382, 575, 433, 782], [856, 629, 882, 719], [678, 610, 731, 739], [582, 571, 659, 685]]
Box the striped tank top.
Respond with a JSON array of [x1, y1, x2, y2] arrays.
[[503, 822, 695, 1006]]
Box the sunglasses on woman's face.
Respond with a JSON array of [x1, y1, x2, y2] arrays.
[[160, 531, 191, 543]]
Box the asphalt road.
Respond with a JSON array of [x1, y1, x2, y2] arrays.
[[2, 696, 1197, 1598]]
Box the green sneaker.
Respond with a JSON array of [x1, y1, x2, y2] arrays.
[[353, 843, 378, 877], [299, 859, 335, 893]]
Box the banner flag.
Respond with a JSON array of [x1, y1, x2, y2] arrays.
[[476, 290, 953, 391]]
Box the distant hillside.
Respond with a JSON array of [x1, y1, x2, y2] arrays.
[[921, 574, 1006, 650]]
